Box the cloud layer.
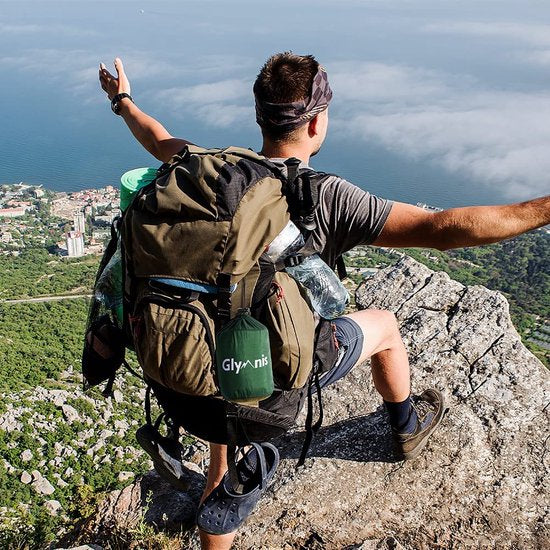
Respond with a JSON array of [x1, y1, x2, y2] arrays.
[[329, 62, 550, 200], [2, 15, 549, 200]]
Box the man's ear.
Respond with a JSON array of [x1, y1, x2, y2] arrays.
[[307, 114, 320, 138]]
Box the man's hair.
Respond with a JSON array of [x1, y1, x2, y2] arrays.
[[254, 52, 320, 142]]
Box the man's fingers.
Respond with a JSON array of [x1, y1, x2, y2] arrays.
[[114, 57, 125, 76], [113, 57, 131, 95], [100, 67, 116, 81]]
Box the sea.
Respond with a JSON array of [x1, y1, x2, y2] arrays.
[[1, 0, 549, 209]]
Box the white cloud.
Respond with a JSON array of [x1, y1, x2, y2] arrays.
[[0, 48, 256, 109], [423, 21, 550, 47], [195, 103, 254, 129], [0, 22, 97, 37], [522, 49, 550, 66], [330, 62, 455, 105], [423, 20, 550, 69], [155, 79, 250, 104], [330, 62, 550, 199], [150, 78, 253, 128]]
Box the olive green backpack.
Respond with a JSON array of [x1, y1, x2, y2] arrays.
[[120, 145, 338, 463]]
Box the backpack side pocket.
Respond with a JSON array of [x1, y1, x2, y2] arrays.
[[264, 272, 315, 390], [134, 299, 217, 396], [82, 314, 125, 387]]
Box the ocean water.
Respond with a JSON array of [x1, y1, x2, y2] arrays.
[[1, 1, 549, 208]]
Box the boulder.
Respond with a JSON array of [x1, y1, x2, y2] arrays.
[[61, 404, 79, 423], [117, 471, 134, 483], [230, 257, 549, 549], [32, 475, 55, 496], [81, 468, 206, 542], [20, 449, 32, 462], [20, 470, 32, 484], [44, 499, 62, 516], [112, 390, 123, 404], [73, 257, 550, 549]]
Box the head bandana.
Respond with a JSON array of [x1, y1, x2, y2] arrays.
[[254, 66, 333, 132]]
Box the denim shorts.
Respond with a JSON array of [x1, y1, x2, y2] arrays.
[[316, 316, 364, 389]]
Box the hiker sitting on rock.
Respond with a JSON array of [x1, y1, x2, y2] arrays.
[[99, 53, 550, 550]]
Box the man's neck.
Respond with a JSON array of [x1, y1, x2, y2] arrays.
[[260, 141, 311, 164]]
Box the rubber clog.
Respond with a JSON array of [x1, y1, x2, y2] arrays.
[[197, 442, 279, 535]]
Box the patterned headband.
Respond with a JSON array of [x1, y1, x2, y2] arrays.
[[254, 66, 333, 131]]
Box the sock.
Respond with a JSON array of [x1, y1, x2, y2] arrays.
[[384, 396, 418, 434]]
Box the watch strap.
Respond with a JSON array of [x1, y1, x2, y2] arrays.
[[111, 93, 133, 115]]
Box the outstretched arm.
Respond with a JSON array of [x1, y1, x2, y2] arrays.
[[99, 58, 191, 162], [374, 195, 550, 250]]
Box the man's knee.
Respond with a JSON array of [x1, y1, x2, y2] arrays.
[[349, 309, 400, 337], [380, 309, 400, 333], [344, 308, 403, 357]]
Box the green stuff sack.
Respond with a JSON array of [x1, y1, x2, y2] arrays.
[[216, 311, 274, 403]]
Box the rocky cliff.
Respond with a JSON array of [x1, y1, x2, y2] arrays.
[[64, 256, 549, 549]]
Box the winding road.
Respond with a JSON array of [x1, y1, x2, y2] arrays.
[[1, 294, 92, 304]]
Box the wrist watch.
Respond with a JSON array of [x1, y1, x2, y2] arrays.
[[111, 93, 133, 115]]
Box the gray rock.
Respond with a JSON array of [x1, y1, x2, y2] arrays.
[[3, 459, 16, 474], [0, 411, 23, 432], [32, 475, 55, 496], [50, 390, 67, 407], [113, 419, 128, 431], [20, 470, 32, 484], [117, 471, 134, 483], [20, 449, 32, 462], [54, 545, 103, 550], [44, 499, 62, 516], [61, 404, 80, 423], [71, 257, 550, 550], [230, 257, 549, 549], [85, 469, 206, 537], [112, 390, 123, 404]]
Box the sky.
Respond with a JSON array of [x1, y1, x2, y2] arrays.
[[1, 0, 550, 206]]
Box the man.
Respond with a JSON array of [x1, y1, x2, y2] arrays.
[[99, 53, 549, 550]]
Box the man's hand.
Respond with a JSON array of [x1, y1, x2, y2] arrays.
[[99, 58, 131, 101], [97, 56, 192, 161]]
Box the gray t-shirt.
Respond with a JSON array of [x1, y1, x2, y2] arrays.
[[270, 159, 393, 267]]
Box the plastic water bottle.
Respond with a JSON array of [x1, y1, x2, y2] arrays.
[[94, 244, 124, 327], [286, 255, 349, 319], [263, 221, 349, 319], [262, 220, 305, 262]]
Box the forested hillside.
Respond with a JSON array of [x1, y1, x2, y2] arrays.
[[345, 229, 550, 367]]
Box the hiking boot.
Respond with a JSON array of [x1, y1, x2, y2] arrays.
[[393, 389, 447, 461]]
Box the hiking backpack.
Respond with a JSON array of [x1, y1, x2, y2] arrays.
[[83, 145, 341, 466]]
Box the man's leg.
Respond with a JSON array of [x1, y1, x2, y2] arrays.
[[326, 309, 445, 458], [342, 309, 411, 402], [198, 443, 237, 550]]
